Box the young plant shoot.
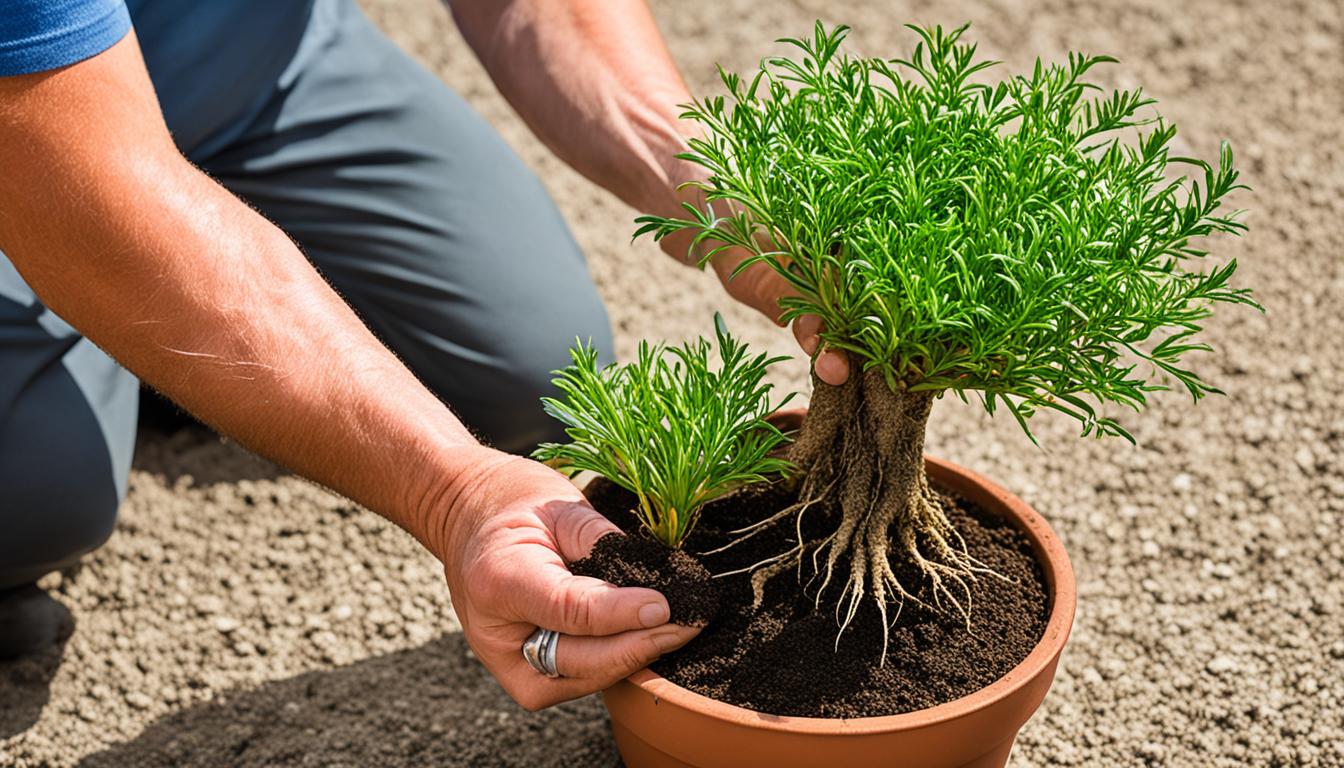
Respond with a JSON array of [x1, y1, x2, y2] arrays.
[[636, 23, 1255, 649], [534, 316, 793, 549]]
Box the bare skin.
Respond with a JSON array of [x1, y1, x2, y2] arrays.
[[452, 0, 851, 385], [0, 3, 845, 710]]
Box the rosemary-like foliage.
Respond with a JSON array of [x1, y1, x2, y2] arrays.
[[533, 316, 793, 548], [637, 23, 1257, 443]]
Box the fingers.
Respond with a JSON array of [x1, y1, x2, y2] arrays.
[[730, 272, 792, 326], [706, 246, 853, 385], [792, 314, 850, 385], [541, 498, 621, 562], [500, 496, 672, 636], [535, 499, 675, 630], [502, 625, 702, 710], [792, 313, 823, 355], [553, 625, 700, 683], [516, 567, 671, 636], [710, 250, 793, 326], [814, 349, 850, 385]]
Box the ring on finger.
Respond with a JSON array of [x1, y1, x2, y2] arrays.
[[522, 627, 562, 678]]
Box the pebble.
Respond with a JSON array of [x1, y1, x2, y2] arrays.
[[193, 595, 224, 615], [1291, 356, 1313, 379], [1207, 656, 1238, 675], [1137, 742, 1166, 761], [213, 616, 241, 634], [1294, 447, 1316, 471]]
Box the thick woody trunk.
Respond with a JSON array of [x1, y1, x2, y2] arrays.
[[740, 369, 987, 661]]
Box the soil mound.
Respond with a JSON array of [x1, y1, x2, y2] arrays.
[[570, 533, 720, 628]]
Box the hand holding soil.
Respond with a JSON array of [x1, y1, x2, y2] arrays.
[[434, 447, 699, 710]]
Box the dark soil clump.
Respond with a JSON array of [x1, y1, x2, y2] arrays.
[[583, 477, 1050, 718], [569, 532, 720, 627]]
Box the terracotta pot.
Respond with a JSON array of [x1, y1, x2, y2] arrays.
[[599, 408, 1076, 768]]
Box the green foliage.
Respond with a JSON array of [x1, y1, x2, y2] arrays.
[[636, 22, 1258, 443], [533, 316, 794, 548]]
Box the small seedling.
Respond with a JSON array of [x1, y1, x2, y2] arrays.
[[534, 315, 793, 549]]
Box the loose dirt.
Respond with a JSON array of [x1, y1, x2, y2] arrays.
[[2, 0, 1341, 765], [585, 477, 1049, 718], [569, 532, 720, 628]]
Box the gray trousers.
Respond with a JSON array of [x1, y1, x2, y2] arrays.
[[0, 2, 612, 589]]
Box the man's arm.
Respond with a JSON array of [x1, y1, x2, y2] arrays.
[[0, 32, 694, 710], [1, 34, 472, 532], [450, 0, 849, 384]]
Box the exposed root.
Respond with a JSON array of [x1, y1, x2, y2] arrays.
[[721, 369, 1006, 663]]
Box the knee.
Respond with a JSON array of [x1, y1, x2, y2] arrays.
[[0, 455, 120, 588], [0, 373, 124, 582], [476, 294, 615, 454]]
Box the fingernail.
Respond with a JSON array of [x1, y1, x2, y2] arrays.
[[639, 601, 670, 628], [653, 629, 688, 653]]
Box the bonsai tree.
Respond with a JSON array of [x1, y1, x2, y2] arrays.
[[635, 24, 1255, 644], [534, 315, 793, 549]]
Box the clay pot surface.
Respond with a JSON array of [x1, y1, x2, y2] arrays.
[[600, 409, 1076, 768]]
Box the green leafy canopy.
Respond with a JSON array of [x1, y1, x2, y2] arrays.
[[636, 22, 1258, 443], [533, 315, 794, 548]]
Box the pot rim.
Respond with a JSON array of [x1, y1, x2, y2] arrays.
[[615, 413, 1076, 736]]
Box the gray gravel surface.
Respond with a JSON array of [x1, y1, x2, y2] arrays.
[[3, 0, 1342, 765]]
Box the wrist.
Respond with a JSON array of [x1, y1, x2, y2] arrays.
[[645, 143, 718, 268], [409, 443, 518, 564], [649, 137, 707, 214], [626, 96, 705, 213]]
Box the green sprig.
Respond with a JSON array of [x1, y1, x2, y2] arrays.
[[636, 22, 1258, 444], [533, 315, 794, 548]]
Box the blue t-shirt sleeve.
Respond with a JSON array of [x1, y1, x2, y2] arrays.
[[0, 0, 131, 77]]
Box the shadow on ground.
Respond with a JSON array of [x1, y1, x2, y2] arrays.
[[75, 633, 620, 768], [0, 633, 69, 742]]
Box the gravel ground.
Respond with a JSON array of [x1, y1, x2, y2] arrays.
[[3, 0, 1342, 765]]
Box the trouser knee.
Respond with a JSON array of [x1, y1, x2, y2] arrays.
[[464, 302, 615, 454], [0, 360, 128, 589]]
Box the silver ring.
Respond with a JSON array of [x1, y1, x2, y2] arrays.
[[522, 627, 562, 678]]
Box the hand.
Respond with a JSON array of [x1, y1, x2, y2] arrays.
[[689, 240, 850, 386], [654, 162, 850, 386], [433, 448, 699, 710]]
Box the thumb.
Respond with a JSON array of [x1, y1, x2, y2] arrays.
[[539, 498, 623, 563], [525, 500, 672, 635], [515, 567, 670, 636]]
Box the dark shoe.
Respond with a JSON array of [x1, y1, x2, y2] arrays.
[[0, 584, 73, 660]]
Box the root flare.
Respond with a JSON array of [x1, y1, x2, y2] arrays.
[[726, 370, 1004, 661]]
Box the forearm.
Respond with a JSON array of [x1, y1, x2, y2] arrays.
[[0, 35, 490, 555], [451, 0, 698, 219]]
